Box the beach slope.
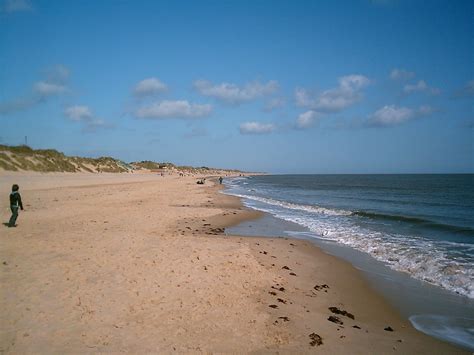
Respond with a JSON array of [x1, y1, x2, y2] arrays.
[[0, 173, 465, 353]]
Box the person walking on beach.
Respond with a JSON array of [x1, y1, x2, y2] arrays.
[[8, 184, 24, 227], [219, 176, 223, 184]]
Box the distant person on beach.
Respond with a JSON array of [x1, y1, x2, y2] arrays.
[[219, 177, 223, 184], [8, 184, 24, 228]]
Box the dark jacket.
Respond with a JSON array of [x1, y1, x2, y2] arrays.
[[10, 191, 23, 209]]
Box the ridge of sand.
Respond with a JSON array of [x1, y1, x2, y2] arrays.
[[0, 173, 466, 353]]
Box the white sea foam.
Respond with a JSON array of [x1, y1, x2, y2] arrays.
[[224, 188, 474, 299], [229, 193, 351, 216]]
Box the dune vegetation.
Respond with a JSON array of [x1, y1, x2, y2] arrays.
[[0, 145, 240, 175]]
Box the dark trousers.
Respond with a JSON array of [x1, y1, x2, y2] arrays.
[[8, 206, 18, 227]]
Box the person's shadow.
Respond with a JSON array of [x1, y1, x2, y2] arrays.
[[3, 223, 11, 227]]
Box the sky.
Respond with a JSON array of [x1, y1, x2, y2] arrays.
[[0, 0, 472, 173]]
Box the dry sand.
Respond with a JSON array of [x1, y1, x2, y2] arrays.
[[0, 172, 467, 353]]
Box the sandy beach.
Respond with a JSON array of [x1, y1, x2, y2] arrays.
[[0, 172, 466, 353]]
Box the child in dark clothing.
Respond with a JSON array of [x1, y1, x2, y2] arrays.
[[8, 184, 24, 227]]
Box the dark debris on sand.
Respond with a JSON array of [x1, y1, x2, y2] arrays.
[[309, 333, 323, 346], [329, 306, 355, 320], [271, 286, 285, 292], [313, 284, 329, 291], [207, 227, 225, 235], [328, 315, 343, 325]]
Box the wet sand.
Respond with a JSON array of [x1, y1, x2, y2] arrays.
[[0, 172, 466, 353]]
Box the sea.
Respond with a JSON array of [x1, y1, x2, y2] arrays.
[[223, 174, 474, 350]]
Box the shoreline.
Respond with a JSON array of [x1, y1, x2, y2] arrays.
[[221, 175, 474, 351], [0, 172, 466, 353], [225, 204, 474, 351], [185, 177, 467, 352], [210, 177, 470, 352]]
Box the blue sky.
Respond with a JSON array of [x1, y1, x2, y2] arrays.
[[0, 0, 472, 173]]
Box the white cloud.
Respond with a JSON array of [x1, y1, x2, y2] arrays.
[[34, 81, 67, 96], [370, 105, 414, 126], [264, 97, 285, 111], [295, 74, 370, 112], [4, 0, 32, 12], [133, 77, 167, 97], [295, 88, 314, 108], [239, 122, 275, 135], [64, 105, 93, 121], [390, 68, 415, 81], [403, 80, 440, 95], [136, 100, 212, 119], [339, 75, 371, 90], [194, 79, 278, 104], [35, 65, 70, 97], [64, 105, 112, 132], [0, 65, 70, 115], [296, 110, 319, 129], [368, 104, 434, 127]]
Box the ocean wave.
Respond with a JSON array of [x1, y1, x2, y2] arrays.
[[225, 189, 474, 299], [352, 211, 474, 236], [228, 193, 351, 217], [227, 188, 473, 237], [294, 218, 473, 298]]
